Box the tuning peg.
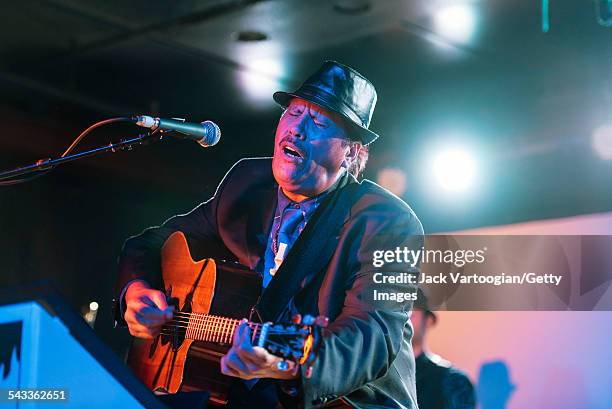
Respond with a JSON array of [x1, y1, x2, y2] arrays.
[[302, 315, 315, 325], [315, 316, 329, 327], [291, 314, 302, 324]]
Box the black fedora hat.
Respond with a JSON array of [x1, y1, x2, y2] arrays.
[[273, 61, 379, 145]]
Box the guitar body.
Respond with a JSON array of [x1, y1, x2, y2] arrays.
[[126, 232, 347, 407], [127, 231, 262, 405]]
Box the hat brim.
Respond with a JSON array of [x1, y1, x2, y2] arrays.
[[273, 91, 379, 145]]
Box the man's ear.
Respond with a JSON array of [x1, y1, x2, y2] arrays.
[[341, 144, 353, 168], [345, 142, 360, 163]]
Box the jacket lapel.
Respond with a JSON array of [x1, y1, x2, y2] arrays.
[[256, 172, 359, 321]]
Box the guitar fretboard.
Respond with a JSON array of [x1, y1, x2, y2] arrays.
[[170, 312, 263, 344]]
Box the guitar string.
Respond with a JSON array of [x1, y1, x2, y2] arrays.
[[159, 319, 255, 342], [169, 315, 305, 333], [171, 313, 257, 327], [171, 312, 307, 330], [165, 318, 304, 331], [159, 323, 258, 339], [162, 319, 301, 333], [161, 312, 306, 335], [168, 317, 243, 325], [165, 317, 255, 328], [163, 319, 302, 331], [172, 311, 273, 321], [157, 331, 300, 353], [156, 332, 300, 356], [167, 318, 298, 331], [156, 336, 298, 354], [172, 312, 256, 323], [159, 323, 304, 347], [160, 324, 302, 335], [174, 314, 245, 324], [164, 321, 261, 333]]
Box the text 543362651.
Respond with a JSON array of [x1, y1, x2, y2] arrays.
[[0, 388, 68, 402]]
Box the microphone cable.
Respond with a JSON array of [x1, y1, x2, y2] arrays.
[[1, 117, 134, 186]]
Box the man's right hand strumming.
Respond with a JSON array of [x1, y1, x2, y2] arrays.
[[124, 280, 174, 339]]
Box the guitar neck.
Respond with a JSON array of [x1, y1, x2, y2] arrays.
[[173, 312, 261, 345], [169, 311, 312, 362]]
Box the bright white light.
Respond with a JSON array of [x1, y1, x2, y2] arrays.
[[434, 4, 477, 43], [89, 301, 99, 311], [239, 58, 283, 105], [592, 124, 612, 160], [247, 58, 283, 77], [433, 148, 477, 192]]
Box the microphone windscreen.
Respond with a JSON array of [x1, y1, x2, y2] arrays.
[[200, 121, 221, 147]]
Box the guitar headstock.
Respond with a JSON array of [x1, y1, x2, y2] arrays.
[[255, 314, 328, 373]]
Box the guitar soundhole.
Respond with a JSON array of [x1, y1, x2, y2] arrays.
[[157, 296, 190, 353], [166, 323, 186, 353]]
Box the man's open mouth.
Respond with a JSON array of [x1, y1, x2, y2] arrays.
[[282, 145, 303, 159]]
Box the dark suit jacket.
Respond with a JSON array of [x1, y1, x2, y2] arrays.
[[115, 157, 424, 409], [415, 353, 476, 409]]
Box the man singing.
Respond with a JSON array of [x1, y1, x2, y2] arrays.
[[114, 61, 424, 408]]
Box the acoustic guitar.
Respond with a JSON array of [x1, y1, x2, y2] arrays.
[[126, 231, 326, 406]]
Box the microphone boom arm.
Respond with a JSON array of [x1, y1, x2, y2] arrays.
[[0, 132, 161, 183]]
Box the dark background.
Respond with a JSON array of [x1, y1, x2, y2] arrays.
[[0, 0, 610, 354]]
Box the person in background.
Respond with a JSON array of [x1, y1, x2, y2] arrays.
[[412, 289, 477, 409]]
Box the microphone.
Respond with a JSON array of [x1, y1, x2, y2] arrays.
[[134, 115, 221, 147]]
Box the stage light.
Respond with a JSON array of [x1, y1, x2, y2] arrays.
[[432, 148, 477, 192], [247, 58, 283, 77], [592, 123, 612, 160], [89, 301, 99, 311], [434, 4, 477, 43], [238, 58, 283, 105]]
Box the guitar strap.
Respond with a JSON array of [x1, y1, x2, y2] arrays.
[[254, 172, 363, 322]]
